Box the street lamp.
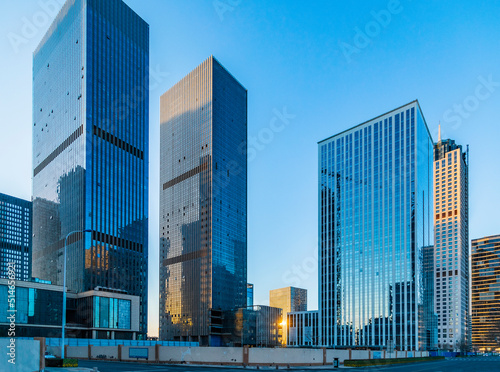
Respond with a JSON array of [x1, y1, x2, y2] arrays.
[[61, 229, 91, 359]]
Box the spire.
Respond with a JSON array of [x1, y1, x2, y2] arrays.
[[438, 122, 441, 142]]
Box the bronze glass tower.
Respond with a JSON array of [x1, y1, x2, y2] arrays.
[[159, 56, 247, 345]]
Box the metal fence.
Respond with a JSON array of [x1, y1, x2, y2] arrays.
[[17, 337, 199, 347]]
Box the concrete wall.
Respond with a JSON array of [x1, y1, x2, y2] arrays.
[[159, 346, 243, 364], [0, 338, 40, 372], [91, 345, 119, 359], [67, 346, 88, 359], [325, 349, 350, 363], [351, 349, 370, 360], [397, 350, 407, 358], [249, 348, 323, 365], [47, 345, 61, 357], [63, 344, 435, 366]]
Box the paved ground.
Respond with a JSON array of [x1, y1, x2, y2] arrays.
[[46, 357, 500, 372]]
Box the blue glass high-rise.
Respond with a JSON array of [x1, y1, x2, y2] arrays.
[[0, 193, 32, 281], [32, 0, 149, 337], [318, 101, 434, 350]]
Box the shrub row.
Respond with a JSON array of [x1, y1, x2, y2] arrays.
[[344, 356, 444, 367]]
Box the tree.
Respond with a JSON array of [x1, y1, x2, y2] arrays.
[[456, 336, 468, 355]]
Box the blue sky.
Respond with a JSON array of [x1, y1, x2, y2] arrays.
[[1, 0, 499, 337]]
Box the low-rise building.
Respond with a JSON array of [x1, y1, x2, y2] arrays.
[[287, 310, 319, 347], [0, 278, 140, 339], [223, 305, 282, 347]]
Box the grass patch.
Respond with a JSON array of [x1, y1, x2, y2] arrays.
[[344, 356, 444, 367]]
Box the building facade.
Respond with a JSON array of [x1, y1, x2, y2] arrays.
[[247, 283, 254, 307], [269, 286, 307, 345], [223, 305, 282, 347], [287, 310, 319, 347], [0, 278, 140, 339], [159, 56, 247, 345], [433, 134, 469, 351], [471, 235, 500, 352], [0, 193, 32, 281], [31, 0, 149, 336], [318, 101, 434, 350], [423, 245, 438, 350]]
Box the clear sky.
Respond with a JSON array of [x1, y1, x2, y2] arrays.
[[1, 0, 499, 337]]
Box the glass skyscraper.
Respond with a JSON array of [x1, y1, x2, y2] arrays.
[[433, 133, 469, 350], [471, 235, 500, 351], [318, 101, 434, 351], [159, 56, 247, 345], [423, 245, 438, 350], [32, 0, 149, 337], [0, 193, 32, 281]]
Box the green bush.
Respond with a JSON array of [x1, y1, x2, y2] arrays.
[[344, 356, 444, 367], [62, 358, 78, 367]]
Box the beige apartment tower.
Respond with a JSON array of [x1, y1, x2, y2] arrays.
[[433, 127, 470, 351]]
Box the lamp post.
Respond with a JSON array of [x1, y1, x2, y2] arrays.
[[61, 229, 91, 359]]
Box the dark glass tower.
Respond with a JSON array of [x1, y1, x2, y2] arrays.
[[318, 101, 434, 350], [32, 0, 149, 337], [0, 193, 32, 281], [159, 56, 247, 345], [471, 235, 500, 351], [422, 245, 438, 350]]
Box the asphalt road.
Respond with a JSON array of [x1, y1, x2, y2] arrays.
[[71, 357, 500, 372]]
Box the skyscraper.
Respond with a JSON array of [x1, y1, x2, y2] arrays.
[[423, 245, 438, 350], [159, 56, 247, 345], [0, 193, 32, 281], [471, 235, 500, 352], [318, 101, 434, 351], [433, 132, 469, 351], [32, 0, 149, 337], [269, 286, 307, 345]]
